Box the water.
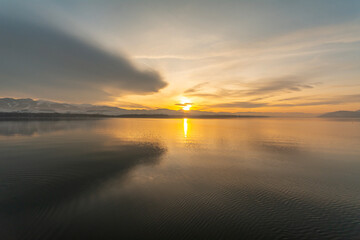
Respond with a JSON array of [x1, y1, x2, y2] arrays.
[[0, 118, 359, 239]]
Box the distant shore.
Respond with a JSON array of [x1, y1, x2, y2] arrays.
[[0, 112, 269, 120]]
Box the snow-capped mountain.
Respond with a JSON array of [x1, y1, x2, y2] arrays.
[[0, 98, 127, 115], [0, 98, 314, 117], [0, 98, 209, 116]]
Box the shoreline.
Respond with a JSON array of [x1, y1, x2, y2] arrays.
[[0, 112, 269, 120]]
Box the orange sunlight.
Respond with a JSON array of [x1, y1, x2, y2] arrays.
[[183, 104, 192, 111], [180, 97, 192, 111]]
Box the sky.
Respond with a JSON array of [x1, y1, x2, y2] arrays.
[[1, 0, 360, 114]]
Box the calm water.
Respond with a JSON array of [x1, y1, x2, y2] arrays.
[[0, 118, 359, 239]]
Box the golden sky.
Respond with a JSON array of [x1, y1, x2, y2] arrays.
[[1, 0, 360, 114]]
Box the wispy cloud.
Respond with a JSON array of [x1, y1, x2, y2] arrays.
[[184, 82, 209, 93], [273, 94, 360, 107], [1, 0, 360, 113], [208, 94, 360, 110], [185, 77, 317, 100], [211, 102, 268, 108], [175, 103, 192, 107], [243, 78, 314, 96], [112, 101, 152, 110]]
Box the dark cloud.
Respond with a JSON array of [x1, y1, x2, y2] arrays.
[[0, 14, 167, 102]]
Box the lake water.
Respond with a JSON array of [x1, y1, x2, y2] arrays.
[[0, 118, 359, 239]]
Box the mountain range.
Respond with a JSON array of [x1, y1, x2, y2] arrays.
[[320, 110, 360, 118], [3, 97, 355, 118], [0, 98, 224, 116]]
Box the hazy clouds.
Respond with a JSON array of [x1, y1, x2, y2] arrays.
[[185, 77, 317, 99], [211, 102, 268, 109], [1, 0, 360, 112], [0, 8, 167, 102], [209, 94, 360, 110]]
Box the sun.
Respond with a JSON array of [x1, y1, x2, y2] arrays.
[[180, 97, 192, 111], [183, 104, 192, 111]]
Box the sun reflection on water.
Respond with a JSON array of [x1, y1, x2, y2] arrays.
[[184, 118, 188, 138]]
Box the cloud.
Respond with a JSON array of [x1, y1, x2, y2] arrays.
[[0, 14, 167, 102], [274, 94, 360, 107], [211, 102, 268, 109], [208, 94, 360, 110], [175, 103, 192, 107], [184, 82, 209, 93], [113, 101, 151, 110], [185, 76, 317, 100], [214, 77, 316, 98], [244, 77, 314, 96], [185, 93, 220, 98]]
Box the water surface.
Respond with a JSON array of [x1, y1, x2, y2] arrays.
[[0, 118, 359, 239]]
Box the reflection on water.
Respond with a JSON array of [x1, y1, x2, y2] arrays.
[[183, 118, 188, 138], [0, 120, 99, 136], [0, 118, 359, 239]]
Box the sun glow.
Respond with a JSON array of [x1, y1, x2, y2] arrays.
[[183, 104, 192, 111], [180, 97, 192, 111]]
